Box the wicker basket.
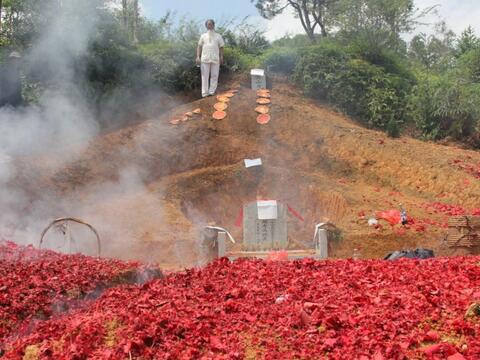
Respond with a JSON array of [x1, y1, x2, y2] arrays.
[[447, 216, 480, 248], [448, 216, 480, 228]]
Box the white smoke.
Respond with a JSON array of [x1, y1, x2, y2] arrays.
[[0, 0, 101, 244]]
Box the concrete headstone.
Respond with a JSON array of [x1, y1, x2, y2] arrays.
[[243, 202, 288, 251]]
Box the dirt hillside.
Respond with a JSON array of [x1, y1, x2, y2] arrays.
[[14, 77, 480, 267]]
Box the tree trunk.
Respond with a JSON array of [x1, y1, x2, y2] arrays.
[[319, 22, 327, 37], [0, 0, 3, 34], [9, 6, 13, 39], [288, 0, 331, 42], [122, 0, 128, 31], [132, 0, 139, 44], [289, 1, 315, 42]]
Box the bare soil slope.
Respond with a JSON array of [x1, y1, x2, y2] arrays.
[[18, 78, 480, 267]]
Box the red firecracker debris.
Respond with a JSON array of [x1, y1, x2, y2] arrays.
[[1, 256, 479, 359], [0, 241, 138, 348], [450, 158, 480, 179]]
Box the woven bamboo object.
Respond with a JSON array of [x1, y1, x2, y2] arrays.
[[447, 216, 480, 248]]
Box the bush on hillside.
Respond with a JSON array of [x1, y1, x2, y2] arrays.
[[87, 44, 151, 91], [293, 42, 348, 100], [407, 71, 480, 143], [139, 40, 198, 92], [139, 41, 256, 92], [222, 47, 257, 73], [261, 47, 298, 74], [220, 24, 269, 56], [460, 47, 480, 83], [294, 42, 412, 130], [271, 34, 311, 48]]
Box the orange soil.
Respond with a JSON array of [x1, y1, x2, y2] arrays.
[[16, 79, 480, 267]]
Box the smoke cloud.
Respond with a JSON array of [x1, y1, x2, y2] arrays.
[[0, 0, 160, 259]]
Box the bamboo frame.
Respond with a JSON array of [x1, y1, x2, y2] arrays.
[[39, 217, 101, 256]]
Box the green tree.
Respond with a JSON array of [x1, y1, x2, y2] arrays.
[[251, 0, 340, 41], [456, 26, 479, 57], [460, 48, 480, 83], [220, 22, 269, 55], [335, 0, 436, 51], [409, 35, 452, 71], [408, 22, 456, 72]]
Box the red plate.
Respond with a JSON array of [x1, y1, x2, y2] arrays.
[[213, 111, 227, 120], [257, 114, 270, 124]]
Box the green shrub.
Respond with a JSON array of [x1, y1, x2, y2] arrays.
[[261, 47, 298, 74], [407, 71, 480, 141], [139, 41, 256, 92], [386, 118, 400, 138], [460, 48, 480, 83], [272, 34, 311, 48], [222, 47, 257, 73], [87, 43, 151, 90], [139, 40, 199, 92], [294, 42, 412, 130], [293, 42, 349, 100]]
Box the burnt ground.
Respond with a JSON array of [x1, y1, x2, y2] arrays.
[[12, 76, 480, 268]]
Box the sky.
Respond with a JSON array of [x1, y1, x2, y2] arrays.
[[141, 0, 480, 41]]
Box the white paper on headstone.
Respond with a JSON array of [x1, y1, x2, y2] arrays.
[[257, 200, 278, 220], [250, 69, 265, 77], [244, 158, 262, 168]]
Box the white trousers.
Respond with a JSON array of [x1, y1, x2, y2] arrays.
[[201, 62, 220, 97]]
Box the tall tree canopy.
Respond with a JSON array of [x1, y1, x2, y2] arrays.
[[251, 0, 340, 41], [456, 26, 479, 57], [334, 0, 435, 51]]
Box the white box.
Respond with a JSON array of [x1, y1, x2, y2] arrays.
[[251, 68, 266, 90]]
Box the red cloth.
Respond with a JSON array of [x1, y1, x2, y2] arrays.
[[287, 204, 305, 222], [375, 209, 401, 226], [234, 207, 244, 228]]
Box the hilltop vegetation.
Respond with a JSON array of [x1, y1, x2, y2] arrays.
[[0, 0, 479, 144]]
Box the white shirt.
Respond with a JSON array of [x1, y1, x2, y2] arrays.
[[198, 30, 225, 64]]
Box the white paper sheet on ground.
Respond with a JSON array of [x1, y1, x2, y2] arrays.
[[244, 158, 262, 168], [257, 200, 278, 220]]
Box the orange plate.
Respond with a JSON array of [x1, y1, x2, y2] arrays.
[[169, 118, 180, 125], [214, 102, 228, 111], [193, 108, 201, 114], [256, 98, 271, 105], [255, 105, 270, 114], [257, 114, 270, 125], [216, 95, 230, 103], [257, 114, 271, 125], [257, 93, 271, 99], [257, 89, 270, 95], [212, 111, 227, 120]]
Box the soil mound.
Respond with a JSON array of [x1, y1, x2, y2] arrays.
[[13, 80, 480, 267]]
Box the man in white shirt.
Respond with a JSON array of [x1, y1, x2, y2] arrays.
[[196, 19, 225, 98]]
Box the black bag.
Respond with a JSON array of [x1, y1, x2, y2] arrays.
[[384, 248, 434, 260]]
